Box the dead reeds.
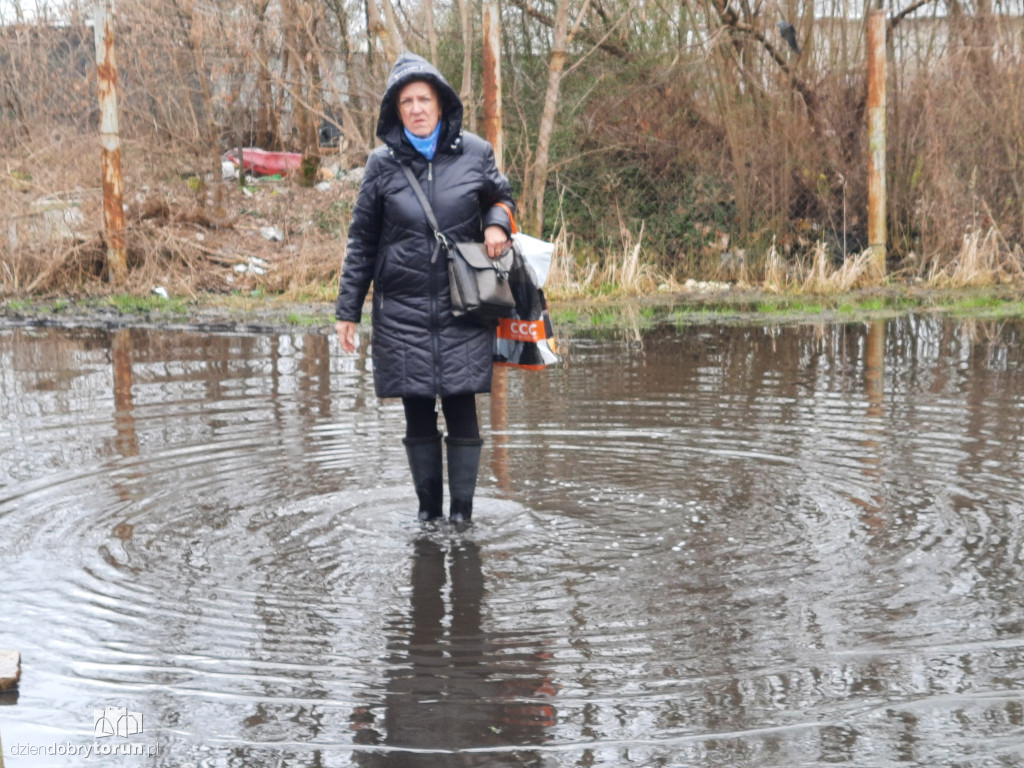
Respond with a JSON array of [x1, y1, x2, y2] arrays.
[[926, 228, 1024, 288], [760, 238, 882, 295], [545, 216, 680, 299]]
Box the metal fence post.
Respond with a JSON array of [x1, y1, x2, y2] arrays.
[[867, 9, 886, 276], [94, 0, 128, 283]]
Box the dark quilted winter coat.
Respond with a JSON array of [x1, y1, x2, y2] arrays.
[[334, 53, 515, 399]]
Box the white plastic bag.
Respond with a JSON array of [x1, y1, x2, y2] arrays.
[[511, 232, 555, 287]]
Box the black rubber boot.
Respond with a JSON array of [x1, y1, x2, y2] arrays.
[[403, 432, 443, 522], [446, 436, 483, 525]]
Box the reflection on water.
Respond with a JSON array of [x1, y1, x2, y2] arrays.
[[351, 537, 555, 767], [1, 317, 1024, 767]]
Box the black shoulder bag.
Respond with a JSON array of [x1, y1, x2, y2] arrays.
[[399, 164, 515, 323]]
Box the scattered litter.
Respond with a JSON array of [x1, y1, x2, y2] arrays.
[[221, 160, 239, 180], [318, 163, 341, 182], [339, 167, 365, 186], [234, 256, 269, 276], [315, 181, 333, 192], [684, 278, 731, 293], [195, 232, 205, 242], [151, 286, 169, 300], [260, 226, 284, 242], [223, 148, 302, 177], [8, 197, 85, 250]]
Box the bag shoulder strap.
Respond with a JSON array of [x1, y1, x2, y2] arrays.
[[399, 163, 449, 262], [399, 164, 439, 232], [493, 201, 518, 234]]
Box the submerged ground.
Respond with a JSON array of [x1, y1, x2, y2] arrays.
[[1, 292, 1024, 767]]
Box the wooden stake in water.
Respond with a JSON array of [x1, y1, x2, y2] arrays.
[[867, 9, 887, 277], [0, 651, 18, 692], [0, 648, 19, 767]]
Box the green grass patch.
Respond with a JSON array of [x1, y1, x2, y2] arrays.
[[551, 307, 580, 325], [952, 294, 1005, 311], [856, 297, 888, 312], [944, 294, 1024, 318], [589, 310, 618, 327], [753, 299, 825, 316], [285, 312, 327, 327], [108, 294, 189, 315]]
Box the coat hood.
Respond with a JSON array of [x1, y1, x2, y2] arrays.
[[377, 52, 464, 157]]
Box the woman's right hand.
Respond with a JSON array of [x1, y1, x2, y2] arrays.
[[336, 321, 357, 353]]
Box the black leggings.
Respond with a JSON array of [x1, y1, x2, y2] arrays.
[[403, 394, 480, 440]]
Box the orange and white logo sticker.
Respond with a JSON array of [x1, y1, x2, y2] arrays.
[[497, 318, 547, 342]]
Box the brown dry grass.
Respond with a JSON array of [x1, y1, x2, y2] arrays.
[[544, 204, 682, 299], [926, 228, 1024, 289], [1, 130, 353, 301]]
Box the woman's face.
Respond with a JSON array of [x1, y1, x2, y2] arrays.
[[397, 80, 441, 138]]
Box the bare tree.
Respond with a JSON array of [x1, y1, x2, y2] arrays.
[[459, 0, 475, 132], [281, 0, 325, 184], [425, 0, 439, 64], [169, 0, 224, 208], [522, 0, 591, 233], [367, 0, 404, 63]]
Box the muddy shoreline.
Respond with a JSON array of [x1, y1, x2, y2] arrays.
[[2, 284, 1023, 335]]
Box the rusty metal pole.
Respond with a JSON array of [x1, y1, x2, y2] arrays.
[[866, 9, 886, 278], [482, 0, 503, 172], [94, 0, 127, 283]]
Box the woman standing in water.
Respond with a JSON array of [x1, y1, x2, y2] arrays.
[[335, 52, 515, 525]]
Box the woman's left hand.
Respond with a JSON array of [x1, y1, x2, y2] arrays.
[[484, 225, 509, 259]]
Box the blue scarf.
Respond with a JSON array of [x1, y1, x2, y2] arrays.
[[404, 123, 441, 160]]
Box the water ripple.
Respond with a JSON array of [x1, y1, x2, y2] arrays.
[[2, 320, 1024, 766]]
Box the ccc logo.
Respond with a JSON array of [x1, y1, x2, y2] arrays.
[[509, 321, 540, 340]]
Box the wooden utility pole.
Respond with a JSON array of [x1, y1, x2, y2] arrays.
[[94, 0, 127, 283], [866, 9, 886, 276], [482, 0, 503, 171]]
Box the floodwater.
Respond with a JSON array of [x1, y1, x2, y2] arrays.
[[1, 316, 1023, 767]]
